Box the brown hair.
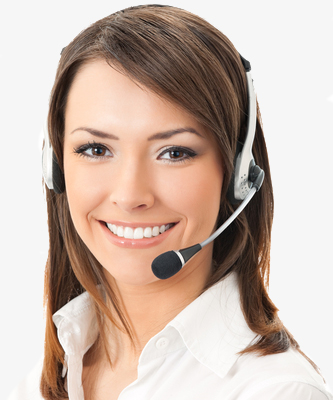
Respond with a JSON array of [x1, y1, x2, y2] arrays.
[[41, 5, 317, 399]]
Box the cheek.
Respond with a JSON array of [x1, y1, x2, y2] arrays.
[[189, 167, 222, 225], [156, 160, 223, 237], [63, 156, 106, 238]]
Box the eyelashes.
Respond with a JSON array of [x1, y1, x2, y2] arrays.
[[159, 146, 197, 163], [73, 141, 198, 164], [73, 141, 111, 159]]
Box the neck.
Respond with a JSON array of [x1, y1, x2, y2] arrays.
[[104, 248, 213, 366]]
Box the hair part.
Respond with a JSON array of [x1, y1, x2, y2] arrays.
[[41, 5, 319, 399]]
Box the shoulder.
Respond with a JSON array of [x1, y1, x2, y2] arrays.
[[227, 348, 333, 400], [241, 381, 331, 400], [6, 356, 44, 400]]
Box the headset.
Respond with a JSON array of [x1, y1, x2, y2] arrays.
[[42, 53, 264, 279], [42, 122, 65, 194]]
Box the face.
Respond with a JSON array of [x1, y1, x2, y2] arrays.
[[63, 60, 223, 287]]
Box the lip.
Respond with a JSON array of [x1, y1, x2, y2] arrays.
[[99, 220, 179, 249]]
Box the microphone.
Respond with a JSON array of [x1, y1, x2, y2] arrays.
[[151, 168, 264, 279]]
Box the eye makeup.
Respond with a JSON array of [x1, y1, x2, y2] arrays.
[[73, 141, 198, 164]]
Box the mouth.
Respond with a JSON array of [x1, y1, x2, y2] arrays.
[[104, 222, 177, 240]]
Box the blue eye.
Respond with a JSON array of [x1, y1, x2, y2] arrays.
[[159, 146, 197, 163]]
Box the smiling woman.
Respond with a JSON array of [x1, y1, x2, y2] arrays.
[[63, 60, 222, 287], [8, 4, 332, 400]]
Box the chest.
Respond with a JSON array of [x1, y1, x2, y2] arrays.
[[80, 347, 225, 400], [82, 364, 138, 400]]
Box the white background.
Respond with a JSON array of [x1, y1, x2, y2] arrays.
[[1, 0, 332, 397]]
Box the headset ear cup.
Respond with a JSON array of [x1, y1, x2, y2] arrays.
[[52, 152, 65, 194]]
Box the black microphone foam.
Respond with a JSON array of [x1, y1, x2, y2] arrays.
[[151, 251, 182, 280], [152, 244, 202, 280]]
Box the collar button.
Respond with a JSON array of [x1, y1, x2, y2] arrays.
[[156, 337, 169, 349]]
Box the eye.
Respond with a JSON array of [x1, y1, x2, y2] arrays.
[[167, 149, 184, 159], [73, 142, 112, 159], [87, 146, 108, 157], [158, 146, 197, 163]]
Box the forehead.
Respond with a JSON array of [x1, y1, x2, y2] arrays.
[[65, 61, 210, 137], [66, 60, 170, 118]]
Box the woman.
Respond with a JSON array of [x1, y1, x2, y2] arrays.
[[8, 4, 332, 400]]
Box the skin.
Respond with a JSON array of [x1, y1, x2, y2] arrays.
[[63, 60, 224, 395]]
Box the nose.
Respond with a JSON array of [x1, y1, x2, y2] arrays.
[[109, 158, 155, 213]]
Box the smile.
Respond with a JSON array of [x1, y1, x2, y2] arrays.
[[105, 223, 176, 239]]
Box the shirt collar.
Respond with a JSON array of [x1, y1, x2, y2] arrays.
[[53, 272, 257, 380], [167, 271, 257, 378], [53, 290, 99, 358]]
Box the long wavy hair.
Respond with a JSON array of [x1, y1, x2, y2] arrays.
[[40, 5, 317, 399]]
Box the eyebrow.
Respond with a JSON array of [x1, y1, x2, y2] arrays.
[[70, 126, 204, 140]]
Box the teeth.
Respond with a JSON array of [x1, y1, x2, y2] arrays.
[[134, 227, 144, 239], [117, 226, 124, 237], [152, 226, 160, 236], [106, 223, 174, 239], [143, 227, 152, 237], [124, 227, 134, 239]]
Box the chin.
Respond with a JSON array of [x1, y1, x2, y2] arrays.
[[102, 258, 160, 287]]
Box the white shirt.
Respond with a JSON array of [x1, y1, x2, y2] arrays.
[[8, 272, 333, 400]]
